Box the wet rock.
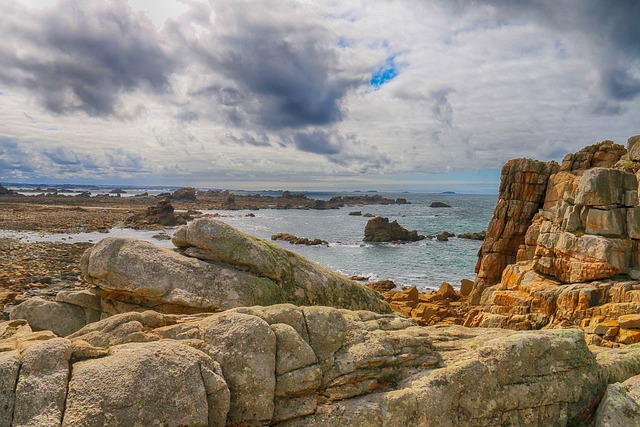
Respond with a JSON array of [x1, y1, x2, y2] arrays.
[[429, 201, 451, 208], [363, 216, 425, 242], [271, 233, 328, 246]]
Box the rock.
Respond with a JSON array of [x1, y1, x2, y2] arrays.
[[457, 230, 487, 240], [429, 201, 451, 208], [362, 213, 375, 217], [365, 280, 396, 293], [0, 350, 20, 426], [349, 211, 362, 216], [13, 338, 72, 427], [5, 312, 640, 426], [561, 140, 626, 171], [533, 222, 632, 283], [435, 233, 449, 241], [460, 278, 474, 296], [625, 134, 640, 161], [9, 297, 91, 336], [585, 208, 626, 236], [82, 219, 391, 314], [395, 198, 409, 204], [472, 158, 559, 304], [126, 198, 178, 227], [271, 232, 328, 246], [63, 340, 230, 427], [363, 216, 425, 242], [574, 167, 636, 207], [170, 187, 197, 201], [595, 377, 640, 427], [0, 184, 16, 196], [617, 314, 640, 329]]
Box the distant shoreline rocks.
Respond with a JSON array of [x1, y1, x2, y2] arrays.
[[271, 233, 328, 246], [430, 201, 452, 208]]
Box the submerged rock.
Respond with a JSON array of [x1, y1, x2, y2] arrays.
[[429, 201, 451, 208], [363, 216, 425, 242]]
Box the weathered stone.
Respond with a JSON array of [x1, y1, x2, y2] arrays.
[[9, 297, 90, 336], [585, 208, 626, 237], [460, 279, 474, 296], [618, 314, 640, 329], [63, 340, 230, 427], [575, 168, 636, 207], [13, 338, 72, 427], [83, 220, 391, 314], [561, 140, 626, 171], [626, 135, 640, 161], [627, 207, 640, 239], [473, 158, 559, 303], [0, 350, 20, 427], [595, 381, 640, 427], [362, 216, 425, 242], [534, 222, 632, 283], [271, 323, 317, 375]]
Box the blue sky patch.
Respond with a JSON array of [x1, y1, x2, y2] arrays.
[[370, 56, 398, 89]]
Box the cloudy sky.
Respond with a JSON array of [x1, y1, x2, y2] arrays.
[[0, 0, 638, 192]]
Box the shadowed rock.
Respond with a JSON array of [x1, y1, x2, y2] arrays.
[[363, 216, 425, 242]]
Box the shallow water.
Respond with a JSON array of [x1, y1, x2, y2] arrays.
[[1, 192, 496, 291]]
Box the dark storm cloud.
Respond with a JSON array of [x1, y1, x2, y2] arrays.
[[0, 138, 146, 179], [0, 1, 175, 117], [292, 130, 343, 155], [170, 2, 362, 131], [287, 129, 391, 172]]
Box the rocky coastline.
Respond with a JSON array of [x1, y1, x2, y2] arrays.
[[3, 138, 640, 425]]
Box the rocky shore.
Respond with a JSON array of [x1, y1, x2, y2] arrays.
[[3, 138, 640, 425]]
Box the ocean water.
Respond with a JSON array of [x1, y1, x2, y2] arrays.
[[207, 192, 497, 291], [1, 191, 497, 292]]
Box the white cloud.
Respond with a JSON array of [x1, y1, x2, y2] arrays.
[[0, 0, 638, 190]]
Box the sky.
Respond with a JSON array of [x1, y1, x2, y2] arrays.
[[0, 0, 639, 192]]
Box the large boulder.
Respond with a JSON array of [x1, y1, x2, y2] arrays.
[[363, 216, 425, 242], [63, 340, 229, 427], [81, 218, 391, 314]]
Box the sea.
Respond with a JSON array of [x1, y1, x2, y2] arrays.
[[2, 188, 497, 292]]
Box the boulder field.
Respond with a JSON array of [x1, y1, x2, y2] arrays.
[[4, 306, 640, 426]]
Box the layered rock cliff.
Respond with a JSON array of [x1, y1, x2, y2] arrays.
[[467, 138, 640, 346]]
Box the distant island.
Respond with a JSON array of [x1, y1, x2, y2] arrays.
[[441, 191, 456, 194]]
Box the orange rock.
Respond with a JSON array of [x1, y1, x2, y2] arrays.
[[593, 320, 619, 336], [389, 302, 413, 317], [617, 314, 640, 329], [617, 329, 640, 344], [472, 159, 559, 303]]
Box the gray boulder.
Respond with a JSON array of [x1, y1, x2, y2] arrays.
[[62, 340, 229, 427], [80, 218, 390, 314]]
